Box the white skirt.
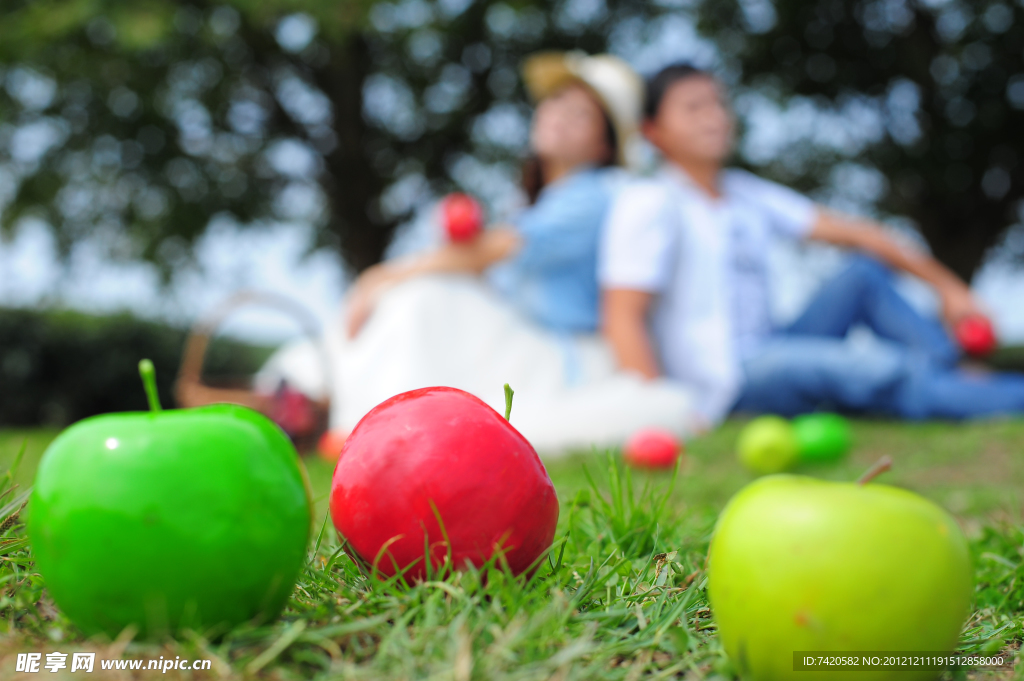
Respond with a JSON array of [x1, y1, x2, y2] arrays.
[[256, 275, 701, 455]]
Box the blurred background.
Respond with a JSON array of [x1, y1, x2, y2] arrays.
[[2, 0, 1024, 427]]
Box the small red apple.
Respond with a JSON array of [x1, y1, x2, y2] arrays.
[[317, 429, 348, 463], [956, 314, 997, 357], [329, 387, 558, 582], [441, 193, 484, 242], [623, 429, 683, 470]]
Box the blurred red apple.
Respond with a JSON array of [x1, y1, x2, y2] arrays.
[[623, 428, 683, 470], [441, 193, 484, 242], [317, 429, 347, 463], [956, 314, 997, 357]]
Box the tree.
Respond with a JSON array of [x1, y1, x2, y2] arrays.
[[4, 0, 1019, 281], [702, 0, 1024, 281], [0, 0, 394, 275], [0, 0, 659, 277]]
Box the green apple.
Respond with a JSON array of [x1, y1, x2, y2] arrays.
[[794, 413, 852, 462], [29, 360, 311, 638], [736, 416, 798, 475], [708, 475, 972, 681]]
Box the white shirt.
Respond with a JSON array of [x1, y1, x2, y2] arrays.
[[598, 164, 816, 423]]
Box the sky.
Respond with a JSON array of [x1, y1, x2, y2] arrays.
[[2, 198, 1024, 349], [0, 215, 346, 344]]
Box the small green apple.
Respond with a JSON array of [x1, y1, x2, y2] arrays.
[[736, 416, 797, 475], [29, 360, 311, 638], [708, 474, 972, 681], [794, 413, 852, 462]]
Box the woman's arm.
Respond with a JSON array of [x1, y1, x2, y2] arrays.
[[808, 211, 983, 325], [392, 228, 521, 277], [601, 289, 662, 379], [346, 228, 521, 338]]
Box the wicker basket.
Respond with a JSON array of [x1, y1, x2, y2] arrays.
[[175, 290, 332, 452]]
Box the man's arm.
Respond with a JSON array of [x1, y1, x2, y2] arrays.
[[601, 289, 662, 379], [808, 211, 983, 325]]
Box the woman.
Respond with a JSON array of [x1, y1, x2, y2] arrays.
[[259, 52, 700, 453], [347, 52, 637, 338]]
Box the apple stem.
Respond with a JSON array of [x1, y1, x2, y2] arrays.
[[857, 455, 893, 485], [138, 359, 163, 413], [503, 383, 514, 421]]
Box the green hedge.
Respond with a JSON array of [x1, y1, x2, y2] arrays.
[[989, 345, 1024, 373], [2, 306, 1021, 428], [0, 307, 275, 427]]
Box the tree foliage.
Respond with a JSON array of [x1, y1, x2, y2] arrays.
[[0, 0, 383, 275], [0, 0, 1022, 280], [0, 0, 660, 276], [704, 0, 1024, 280]]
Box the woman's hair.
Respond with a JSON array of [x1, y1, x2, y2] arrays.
[[520, 93, 619, 205], [644, 63, 710, 121]]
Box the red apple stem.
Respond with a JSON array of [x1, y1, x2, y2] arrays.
[[857, 456, 892, 485], [503, 383, 514, 421], [138, 359, 163, 413]]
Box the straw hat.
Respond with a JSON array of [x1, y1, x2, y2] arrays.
[[521, 51, 644, 167]]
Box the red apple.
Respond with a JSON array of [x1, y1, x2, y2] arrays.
[[329, 387, 558, 582], [441, 193, 483, 242], [317, 429, 348, 463], [623, 429, 683, 470], [956, 314, 997, 357]]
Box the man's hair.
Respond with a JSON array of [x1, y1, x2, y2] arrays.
[[644, 63, 711, 120]]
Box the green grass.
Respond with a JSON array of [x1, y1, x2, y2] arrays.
[[1, 419, 1023, 679]]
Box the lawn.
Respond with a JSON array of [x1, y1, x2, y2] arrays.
[[0, 419, 1022, 680]]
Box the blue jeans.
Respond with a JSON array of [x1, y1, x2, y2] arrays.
[[733, 256, 1024, 419]]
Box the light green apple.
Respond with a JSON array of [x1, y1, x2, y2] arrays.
[[736, 416, 798, 475], [708, 475, 973, 681]]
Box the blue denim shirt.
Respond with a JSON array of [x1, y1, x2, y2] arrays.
[[489, 168, 619, 333]]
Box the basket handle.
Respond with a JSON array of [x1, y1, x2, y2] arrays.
[[176, 289, 332, 409]]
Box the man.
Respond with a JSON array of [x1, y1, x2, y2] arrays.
[[599, 63, 1024, 426]]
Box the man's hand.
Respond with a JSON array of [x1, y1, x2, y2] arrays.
[[937, 281, 985, 327]]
